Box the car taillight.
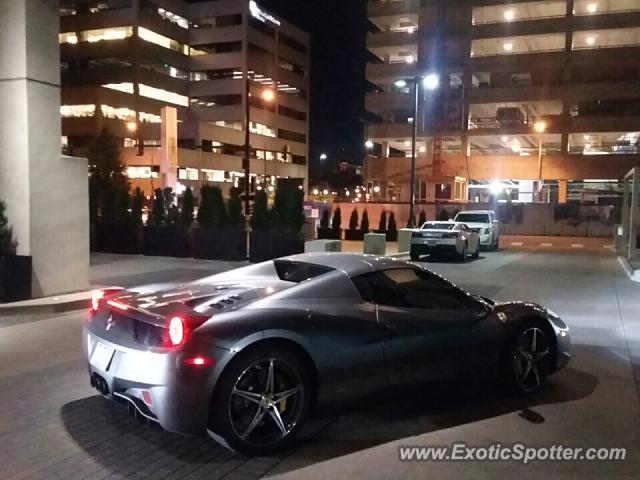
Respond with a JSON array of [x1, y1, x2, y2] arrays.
[[164, 314, 209, 348], [90, 287, 125, 314]]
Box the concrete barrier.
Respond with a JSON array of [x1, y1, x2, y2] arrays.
[[397, 228, 414, 254], [305, 239, 342, 253], [364, 233, 386, 255]]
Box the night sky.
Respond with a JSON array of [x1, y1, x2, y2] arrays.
[[188, 0, 368, 180]]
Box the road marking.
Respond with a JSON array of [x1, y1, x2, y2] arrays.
[[511, 242, 523, 246], [540, 243, 553, 247], [571, 244, 584, 248]]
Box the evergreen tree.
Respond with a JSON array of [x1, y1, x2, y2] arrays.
[[227, 187, 245, 230], [418, 209, 427, 226], [320, 208, 330, 229], [388, 212, 397, 232], [438, 209, 450, 221], [210, 186, 228, 228], [250, 189, 269, 230], [131, 188, 144, 225], [0, 201, 17, 256], [87, 128, 129, 223], [272, 183, 305, 231], [348, 209, 359, 230], [378, 211, 387, 232], [331, 207, 342, 231], [197, 185, 213, 228], [360, 209, 369, 233], [150, 188, 166, 225], [181, 187, 195, 228]]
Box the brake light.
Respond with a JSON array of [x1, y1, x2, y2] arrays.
[[164, 314, 209, 348], [90, 287, 125, 314], [168, 316, 185, 346]]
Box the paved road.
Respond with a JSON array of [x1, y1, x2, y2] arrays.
[[1, 249, 638, 479]]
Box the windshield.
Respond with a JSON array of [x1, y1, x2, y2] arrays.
[[421, 223, 455, 230], [455, 213, 490, 223], [273, 260, 334, 283]]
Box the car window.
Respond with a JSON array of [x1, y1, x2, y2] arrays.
[[352, 268, 473, 309], [273, 260, 334, 283], [455, 213, 490, 223], [421, 222, 455, 230]]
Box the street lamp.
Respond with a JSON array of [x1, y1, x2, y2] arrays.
[[320, 153, 327, 161], [394, 73, 439, 227], [365, 140, 374, 149], [534, 121, 547, 201], [244, 76, 275, 216]]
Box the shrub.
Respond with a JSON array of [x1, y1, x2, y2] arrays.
[[348, 209, 359, 230], [210, 186, 228, 228], [131, 188, 144, 225], [150, 188, 166, 225], [227, 187, 245, 230], [180, 187, 195, 228], [0, 201, 17, 255], [198, 185, 227, 228], [378, 211, 387, 231], [320, 208, 330, 229], [250, 189, 269, 230], [331, 207, 342, 230], [418, 210, 427, 226], [437, 209, 449, 221], [388, 212, 397, 232], [360, 209, 369, 233], [272, 183, 305, 232], [406, 214, 416, 228]]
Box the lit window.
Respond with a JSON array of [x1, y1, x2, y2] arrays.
[[59, 27, 133, 44], [178, 168, 199, 180], [138, 27, 189, 55], [249, 122, 276, 137], [60, 104, 96, 118], [127, 166, 159, 179], [102, 83, 189, 107]]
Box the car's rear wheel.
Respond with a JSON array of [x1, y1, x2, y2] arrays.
[[209, 346, 312, 455], [504, 321, 552, 395], [471, 242, 480, 258]]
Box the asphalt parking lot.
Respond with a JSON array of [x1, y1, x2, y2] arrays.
[[1, 247, 638, 479]]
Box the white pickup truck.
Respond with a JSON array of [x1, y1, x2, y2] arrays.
[[453, 210, 500, 250]]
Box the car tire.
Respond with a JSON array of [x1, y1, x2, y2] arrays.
[[503, 320, 553, 396], [471, 243, 480, 259], [208, 345, 313, 456], [410, 250, 420, 261], [458, 242, 468, 262]]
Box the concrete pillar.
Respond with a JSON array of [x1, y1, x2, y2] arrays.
[[558, 180, 568, 204], [0, 0, 89, 297]]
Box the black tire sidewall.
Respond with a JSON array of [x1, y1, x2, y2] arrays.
[[503, 321, 551, 396]]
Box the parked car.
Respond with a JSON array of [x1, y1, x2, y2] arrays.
[[410, 221, 480, 262], [453, 210, 500, 250], [85, 253, 570, 455]]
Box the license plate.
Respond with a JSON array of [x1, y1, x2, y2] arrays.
[[90, 342, 114, 372], [427, 240, 438, 246]]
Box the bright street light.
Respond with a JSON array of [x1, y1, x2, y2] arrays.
[[534, 121, 546, 133], [365, 140, 374, 149], [320, 153, 327, 161], [261, 89, 275, 102], [126, 121, 137, 131], [394, 79, 407, 88], [423, 73, 439, 90]]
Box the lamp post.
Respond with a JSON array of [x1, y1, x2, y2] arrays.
[[243, 75, 275, 216], [534, 120, 546, 202], [394, 73, 438, 227]]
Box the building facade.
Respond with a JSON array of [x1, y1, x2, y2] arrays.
[[365, 0, 640, 203], [60, 0, 309, 197]]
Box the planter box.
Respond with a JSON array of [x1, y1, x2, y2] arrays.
[[375, 230, 398, 242], [250, 229, 304, 263], [93, 223, 142, 254], [143, 225, 190, 258], [344, 229, 365, 241], [193, 228, 246, 261], [0, 255, 32, 303], [317, 227, 341, 240]]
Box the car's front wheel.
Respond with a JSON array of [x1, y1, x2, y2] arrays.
[[209, 345, 312, 455], [504, 321, 552, 395]]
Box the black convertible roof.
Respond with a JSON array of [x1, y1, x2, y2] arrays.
[[282, 253, 408, 277]]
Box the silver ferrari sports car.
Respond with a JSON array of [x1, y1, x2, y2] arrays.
[[84, 253, 570, 455]]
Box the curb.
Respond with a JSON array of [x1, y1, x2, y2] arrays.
[[617, 256, 640, 283], [0, 299, 90, 316]]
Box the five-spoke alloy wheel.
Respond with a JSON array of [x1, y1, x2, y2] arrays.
[[210, 346, 312, 455], [505, 322, 552, 395]]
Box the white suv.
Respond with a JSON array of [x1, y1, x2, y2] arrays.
[[453, 210, 500, 250]]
